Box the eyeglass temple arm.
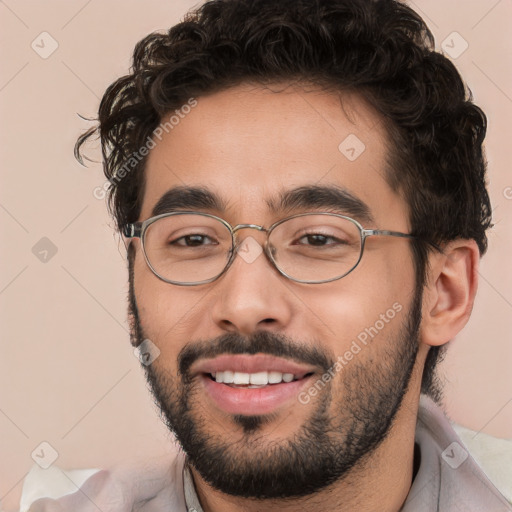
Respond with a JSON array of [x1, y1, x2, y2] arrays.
[[365, 229, 443, 252], [123, 223, 142, 239], [364, 229, 414, 238]]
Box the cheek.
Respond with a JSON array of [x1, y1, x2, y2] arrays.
[[133, 251, 159, 324], [297, 247, 414, 355], [357, 238, 416, 298], [133, 248, 217, 366], [133, 251, 189, 351]]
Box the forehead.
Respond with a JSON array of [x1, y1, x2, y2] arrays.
[[141, 83, 407, 227]]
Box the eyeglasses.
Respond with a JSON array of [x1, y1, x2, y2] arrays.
[[122, 211, 418, 285]]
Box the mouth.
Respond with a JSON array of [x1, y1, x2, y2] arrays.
[[207, 370, 313, 388], [192, 354, 318, 415]]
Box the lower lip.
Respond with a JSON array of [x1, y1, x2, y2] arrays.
[[200, 374, 313, 415]]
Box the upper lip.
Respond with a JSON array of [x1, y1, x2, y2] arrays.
[[190, 354, 318, 379]]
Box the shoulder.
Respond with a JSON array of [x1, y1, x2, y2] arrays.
[[407, 395, 512, 510], [21, 449, 187, 512], [452, 423, 512, 504]]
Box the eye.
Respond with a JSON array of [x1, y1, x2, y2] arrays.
[[171, 234, 218, 247], [295, 233, 347, 246]]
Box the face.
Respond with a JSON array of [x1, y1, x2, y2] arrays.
[[128, 83, 422, 498]]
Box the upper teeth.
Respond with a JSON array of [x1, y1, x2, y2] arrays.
[[213, 371, 296, 385]]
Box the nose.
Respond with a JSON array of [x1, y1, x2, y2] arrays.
[[209, 234, 294, 335]]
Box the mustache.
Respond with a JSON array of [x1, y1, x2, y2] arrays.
[[178, 330, 334, 377]]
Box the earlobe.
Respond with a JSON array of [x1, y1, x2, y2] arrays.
[[420, 239, 480, 347]]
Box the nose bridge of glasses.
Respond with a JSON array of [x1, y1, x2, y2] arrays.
[[231, 224, 274, 258], [232, 223, 267, 233], [232, 223, 268, 243]]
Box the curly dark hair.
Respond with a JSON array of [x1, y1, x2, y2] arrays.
[[76, 0, 492, 402]]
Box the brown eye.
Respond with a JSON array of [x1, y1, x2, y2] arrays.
[[296, 234, 344, 246], [171, 234, 217, 247]]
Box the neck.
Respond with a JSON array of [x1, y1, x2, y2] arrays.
[[190, 387, 422, 512]]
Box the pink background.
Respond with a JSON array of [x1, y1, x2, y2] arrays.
[[1, 0, 511, 509]]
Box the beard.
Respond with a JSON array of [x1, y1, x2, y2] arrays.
[[128, 266, 422, 499]]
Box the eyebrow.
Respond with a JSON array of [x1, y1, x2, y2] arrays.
[[269, 185, 374, 224], [151, 186, 228, 217], [151, 184, 374, 224]]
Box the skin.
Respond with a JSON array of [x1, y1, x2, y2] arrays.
[[129, 83, 479, 512]]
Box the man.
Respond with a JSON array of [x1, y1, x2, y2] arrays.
[[27, 0, 512, 510]]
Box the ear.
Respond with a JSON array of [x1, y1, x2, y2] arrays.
[[420, 239, 480, 347]]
